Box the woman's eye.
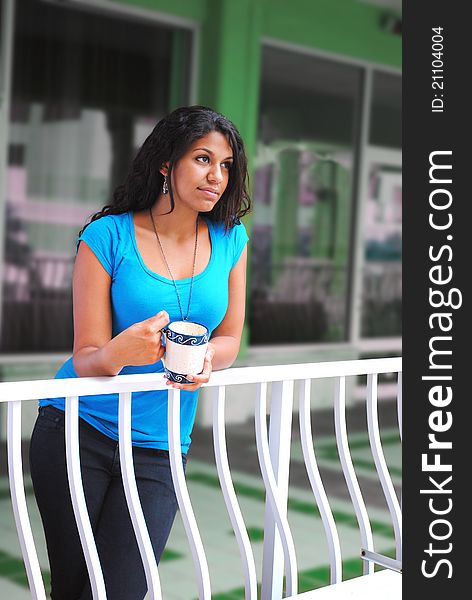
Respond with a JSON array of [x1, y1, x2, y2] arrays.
[[196, 156, 232, 169]]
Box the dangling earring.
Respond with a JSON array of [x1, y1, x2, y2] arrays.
[[162, 175, 168, 195]]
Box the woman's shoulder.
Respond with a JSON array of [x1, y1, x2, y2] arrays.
[[79, 211, 129, 238], [76, 211, 130, 259], [87, 211, 129, 228]]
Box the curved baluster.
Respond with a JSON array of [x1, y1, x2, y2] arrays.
[[65, 396, 107, 599], [334, 377, 374, 576], [118, 392, 162, 600], [397, 372, 403, 512], [299, 379, 342, 584], [255, 382, 298, 597], [167, 388, 211, 600], [212, 386, 258, 600], [366, 375, 402, 562], [7, 401, 47, 600], [397, 372, 402, 442]]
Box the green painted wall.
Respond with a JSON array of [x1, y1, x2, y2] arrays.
[[116, 0, 401, 69], [262, 0, 400, 68], [196, 0, 264, 357]]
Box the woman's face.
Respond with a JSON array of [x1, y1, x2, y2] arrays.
[[167, 131, 234, 213]]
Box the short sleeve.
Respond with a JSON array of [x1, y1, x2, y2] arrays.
[[231, 221, 249, 269], [76, 216, 118, 277]]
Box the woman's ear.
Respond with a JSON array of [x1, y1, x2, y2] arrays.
[[159, 161, 170, 177]]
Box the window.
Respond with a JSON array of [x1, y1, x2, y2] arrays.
[[1, 0, 192, 353], [252, 44, 363, 344]]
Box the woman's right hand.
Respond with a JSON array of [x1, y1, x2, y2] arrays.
[[106, 310, 170, 369]]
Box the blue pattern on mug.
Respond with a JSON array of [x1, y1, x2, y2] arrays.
[[164, 324, 209, 346], [165, 368, 196, 384]]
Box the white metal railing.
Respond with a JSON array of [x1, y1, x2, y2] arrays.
[[0, 357, 402, 600]]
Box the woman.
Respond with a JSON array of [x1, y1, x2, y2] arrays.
[[29, 105, 251, 600]]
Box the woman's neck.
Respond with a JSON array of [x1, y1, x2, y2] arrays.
[[149, 196, 200, 242]]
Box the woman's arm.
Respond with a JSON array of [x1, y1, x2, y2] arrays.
[[72, 241, 169, 376], [71, 241, 116, 376]]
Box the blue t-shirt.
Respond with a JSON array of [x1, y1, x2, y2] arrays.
[[39, 211, 249, 453]]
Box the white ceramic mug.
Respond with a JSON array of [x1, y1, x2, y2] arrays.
[[162, 321, 210, 384]]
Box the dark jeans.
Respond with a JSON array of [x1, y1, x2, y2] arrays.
[[29, 405, 187, 600]]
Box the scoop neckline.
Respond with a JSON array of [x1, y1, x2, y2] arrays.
[[127, 210, 215, 284]]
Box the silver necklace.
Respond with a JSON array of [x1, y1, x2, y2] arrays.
[[149, 208, 199, 321]]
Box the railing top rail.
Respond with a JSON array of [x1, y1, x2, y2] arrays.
[[0, 357, 402, 403]]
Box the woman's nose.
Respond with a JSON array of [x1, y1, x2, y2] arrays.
[[208, 164, 223, 183]]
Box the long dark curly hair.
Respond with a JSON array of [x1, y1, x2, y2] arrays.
[[80, 105, 251, 235]]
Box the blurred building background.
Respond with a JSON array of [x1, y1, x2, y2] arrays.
[[0, 1, 401, 598]]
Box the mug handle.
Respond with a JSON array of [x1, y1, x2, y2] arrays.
[[160, 326, 168, 351]]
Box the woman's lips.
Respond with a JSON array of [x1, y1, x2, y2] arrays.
[[198, 188, 219, 199]]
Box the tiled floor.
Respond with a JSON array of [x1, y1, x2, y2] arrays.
[[0, 400, 401, 599]]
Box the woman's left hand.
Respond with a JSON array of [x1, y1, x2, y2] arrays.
[[164, 344, 216, 391]]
